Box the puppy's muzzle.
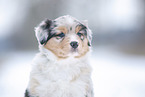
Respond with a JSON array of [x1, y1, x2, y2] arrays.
[[70, 41, 78, 49]]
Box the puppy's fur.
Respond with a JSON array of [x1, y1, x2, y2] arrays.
[[25, 15, 93, 97]]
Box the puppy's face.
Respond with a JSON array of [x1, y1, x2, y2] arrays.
[[35, 15, 92, 59]]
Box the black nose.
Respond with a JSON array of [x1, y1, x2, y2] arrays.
[[70, 41, 78, 49]]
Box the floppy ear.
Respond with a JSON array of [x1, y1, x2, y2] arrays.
[[82, 20, 92, 46], [35, 19, 52, 45]]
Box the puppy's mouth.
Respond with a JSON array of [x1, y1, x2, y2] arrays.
[[71, 48, 78, 53], [69, 48, 80, 58]]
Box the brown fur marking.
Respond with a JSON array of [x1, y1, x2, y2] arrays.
[[56, 26, 68, 34], [75, 25, 82, 33], [75, 38, 89, 58], [44, 37, 70, 59]]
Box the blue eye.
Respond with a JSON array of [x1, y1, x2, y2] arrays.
[[77, 32, 84, 40], [57, 32, 65, 37], [77, 32, 82, 37], [56, 32, 65, 39]]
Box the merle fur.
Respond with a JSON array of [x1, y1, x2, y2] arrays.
[[79, 24, 91, 46], [76, 24, 92, 46], [39, 19, 57, 45], [76, 24, 87, 36]]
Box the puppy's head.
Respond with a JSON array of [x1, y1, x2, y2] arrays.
[[35, 15, 92, 59]]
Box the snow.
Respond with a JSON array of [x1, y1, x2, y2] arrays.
[[0, 47, 145, 97], [91, 47, 145, 97]]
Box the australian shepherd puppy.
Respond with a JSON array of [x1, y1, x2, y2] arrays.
[[25, 15, 93, 97]]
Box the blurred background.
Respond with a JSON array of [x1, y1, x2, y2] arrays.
[[0, 0, 145, 97]]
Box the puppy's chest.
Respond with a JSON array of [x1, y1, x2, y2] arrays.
[[33, 62, 89, 97], [38, 62, 85, 81]]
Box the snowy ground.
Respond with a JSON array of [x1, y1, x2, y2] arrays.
[[0, 47, 145, 97]]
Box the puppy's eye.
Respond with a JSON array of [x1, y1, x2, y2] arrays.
[[56, 32, 65, 39], [77, 32, 84, 40]]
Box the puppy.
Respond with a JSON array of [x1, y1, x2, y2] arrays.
[[25, 15, 93, 97]]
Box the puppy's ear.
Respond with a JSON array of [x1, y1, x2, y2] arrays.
[[35, 19, 52, 45], [82, 20, 92, 46]]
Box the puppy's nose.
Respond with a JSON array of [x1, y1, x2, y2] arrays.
[[70, 41, 78, 49]]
